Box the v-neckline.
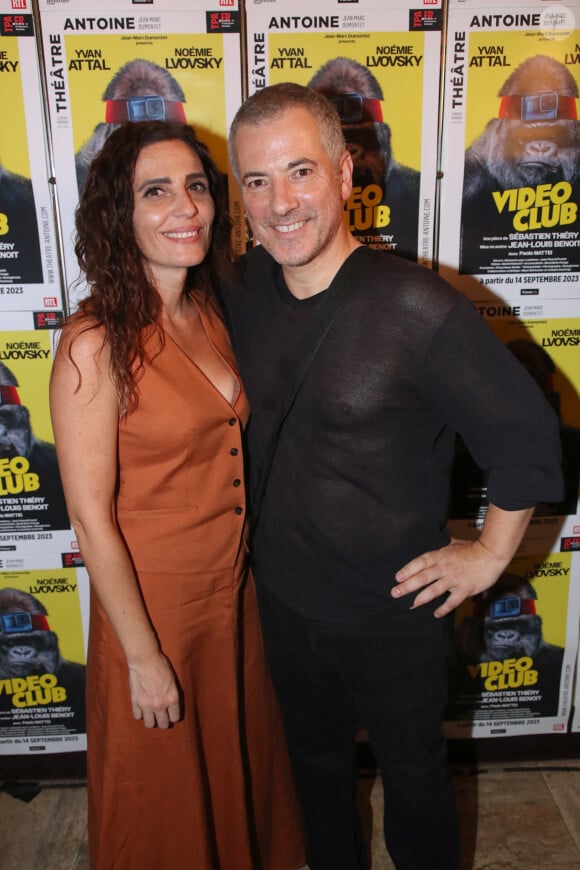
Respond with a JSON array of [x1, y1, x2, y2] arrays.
[[163, 304, 240, 409]]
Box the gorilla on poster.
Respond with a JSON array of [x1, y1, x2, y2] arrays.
[[0, 362, 69, 533], [309, 57, 420, 260], [0, 587, 85, 735], [75, 58, 187, 194], [447, 573, 565, 721], [460, 55, 580, 274]]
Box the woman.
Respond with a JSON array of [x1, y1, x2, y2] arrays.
[[49, 121, 304, 870]]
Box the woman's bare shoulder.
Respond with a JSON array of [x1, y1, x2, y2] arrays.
[[56, 315, 109, 365]]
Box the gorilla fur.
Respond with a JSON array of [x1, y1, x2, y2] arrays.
[[463, 54, 580, 198], [0, 161, 42, 282], [309, 56, 385, 100], [453, 575, 556, 663], [0, 587, 84, 682], [309, 56, 417, 193], [308, 57, 420, 259], [0, 587, 86, 728], [74, 58, 186, 192]]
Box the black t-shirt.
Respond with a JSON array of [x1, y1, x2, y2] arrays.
[[221, 246, 563, 623]]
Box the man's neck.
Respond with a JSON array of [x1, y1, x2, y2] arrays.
[[283, 235, 362, 300]]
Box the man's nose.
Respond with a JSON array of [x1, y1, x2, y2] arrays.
[[270, 177, 299, 214]]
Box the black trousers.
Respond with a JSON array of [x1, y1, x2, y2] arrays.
[[256, 584, 461, 870]]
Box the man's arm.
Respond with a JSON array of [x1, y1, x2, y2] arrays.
[[391, 503, 534, 617]]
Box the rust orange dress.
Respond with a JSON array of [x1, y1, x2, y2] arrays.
[[86, 302, 304, 870]]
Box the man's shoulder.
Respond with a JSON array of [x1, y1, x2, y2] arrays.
[[351, 247, 462, 313]]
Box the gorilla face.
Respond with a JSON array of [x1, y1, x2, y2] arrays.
[[485, 117, 580, 187], [0, 631, 60, 678], [75, 59, 187, 193], [342, 122, 392, 189], [482, 613, 543, 661], [464, 55, 580, 195], [0, 406, 33, 457]]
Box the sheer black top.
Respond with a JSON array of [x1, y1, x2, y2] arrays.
[[222, 246, 563, 623]]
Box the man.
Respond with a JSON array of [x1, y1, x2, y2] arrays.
[[223, 83, 563, 870]]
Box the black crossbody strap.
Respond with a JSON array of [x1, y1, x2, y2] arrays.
[[249, 247, 364, 540]]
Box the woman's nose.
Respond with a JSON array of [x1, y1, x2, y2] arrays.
[[173, 187, 199, 216]]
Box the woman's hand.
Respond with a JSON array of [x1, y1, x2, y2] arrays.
[[128, 651, 182, 729]]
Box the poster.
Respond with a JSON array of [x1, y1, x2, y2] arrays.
[[448, 299, 580, 528], [37, 0, 243, 309], [438, 0, 580, 302], [245, 0, 443, 265], [444, 549, 579, 737], [0, 0, 62, 312], [0, 316, 70, 541], [0, 567, 87, 754], [0, 312, 81, 577]]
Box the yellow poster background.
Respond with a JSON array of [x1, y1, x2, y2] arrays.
[[465, 29, 580, 149], [0, 569, 85, 663], [491, 317, 580, 430], [0, 35, 32, 177], [510, 552, 571, 649], [267, 31, 424, 172], [65, 32, 229, 170], [0, 330, 54, 444]]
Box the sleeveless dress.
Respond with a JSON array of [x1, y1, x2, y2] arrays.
[[85, 302, 304, 869]]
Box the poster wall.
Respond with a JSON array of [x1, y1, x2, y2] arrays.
[[0, 0, 62, 312], [245, 0, 443, 265], [439, 0, 580, 735], [0, 310, 89, 755], [1, 0, 578, 754], [37, 0, 243, 309], [445, 297, 580, 736]]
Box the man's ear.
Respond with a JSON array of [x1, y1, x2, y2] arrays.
[[339, 149, 354, 202]]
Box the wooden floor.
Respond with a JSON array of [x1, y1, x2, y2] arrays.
[[361, 760, 580, 869], [1, 758, 579, 869]]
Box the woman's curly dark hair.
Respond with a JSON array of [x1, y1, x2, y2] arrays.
[[68, 120, 233, 414]]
